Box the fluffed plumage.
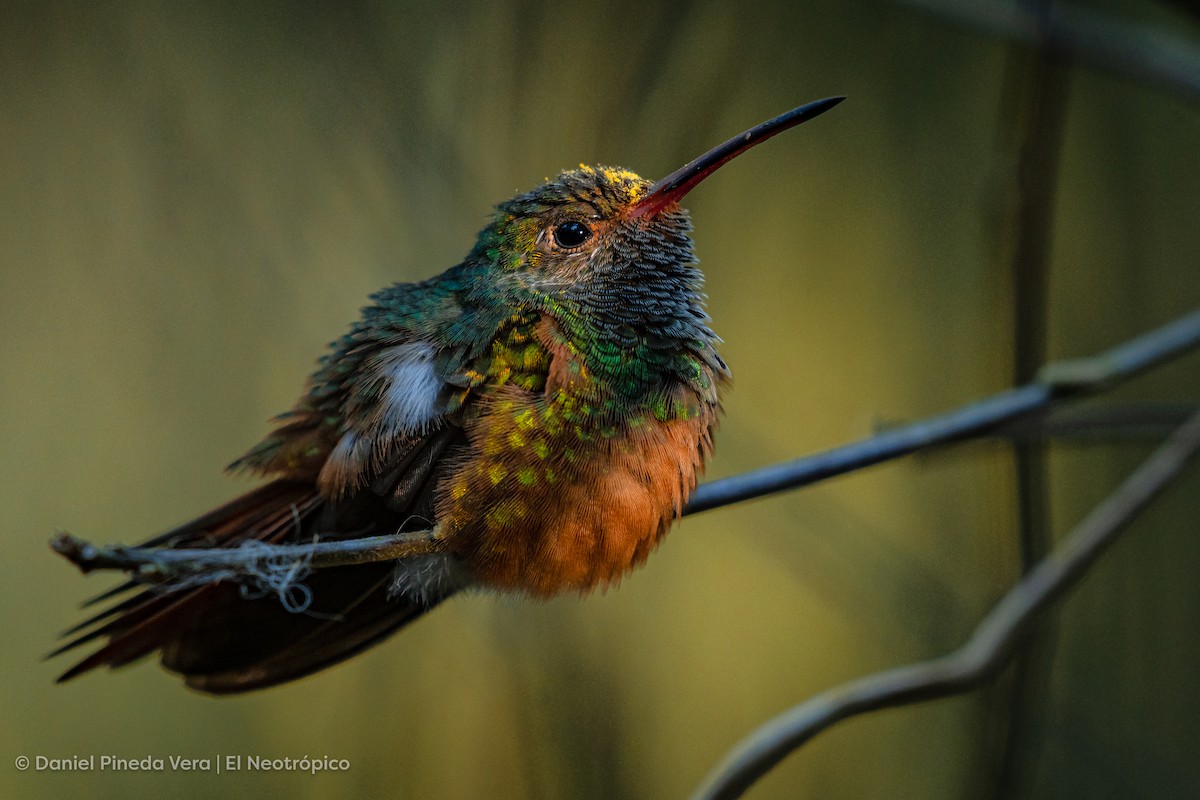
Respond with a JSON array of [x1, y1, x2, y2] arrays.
[[53, 98, 842, 692]]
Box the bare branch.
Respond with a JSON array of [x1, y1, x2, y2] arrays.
[[684, 307, 1200, 515], [689, 409, 1200, 800], [991, 13, 1069, 790], [49, 309, 1200, 587], [50, 529, 441, 584], [994, 402, 1199, 442], [892, 0, 1200, 105]]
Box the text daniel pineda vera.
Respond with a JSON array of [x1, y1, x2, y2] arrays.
[[31, 754, 350, 774]]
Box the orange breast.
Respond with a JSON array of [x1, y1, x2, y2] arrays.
[[434, 389, 716, 596]]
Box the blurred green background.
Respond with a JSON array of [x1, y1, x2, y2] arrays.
[[3, 1, 1198, 798]]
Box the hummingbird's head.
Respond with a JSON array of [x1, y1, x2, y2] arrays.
[[477, 164, 696, 302], [461, 97, 844, 391], [469, 96, 845, 318]]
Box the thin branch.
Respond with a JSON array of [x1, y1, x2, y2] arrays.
[[994, 401, 1199, 441], [49, 309, 1200, 585], [992, 11, 1070, 791], [684, 307, 1200, 515], [688, 409, 1200, 800], [884, 402, 1200, 443], [891, 0, 1200, 105], [50, 529, 440, 583]]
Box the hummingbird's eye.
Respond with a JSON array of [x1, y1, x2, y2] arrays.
[[552, 220, 593, 249]]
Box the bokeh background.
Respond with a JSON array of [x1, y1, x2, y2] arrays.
[[3, 1, 1198, 798]]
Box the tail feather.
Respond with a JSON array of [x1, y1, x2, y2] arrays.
[[166, 563, 440, 694], [53, 481, 318, 664], [50, 592, 168, 656], [55, 588, 221, 682], [79, 579, 140, 609], [139, 480, 313, 548], [186, 594, 433, 694], [53, 478, 444, 693]]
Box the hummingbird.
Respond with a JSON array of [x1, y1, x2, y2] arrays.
[[53, 97, 844, 693]]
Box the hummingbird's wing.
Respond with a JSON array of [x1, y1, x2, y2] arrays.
[[53, 329, 489, 692], [53, 270, 517, 691], [53, 424, 469, 693], [163, 425, 470, 694]]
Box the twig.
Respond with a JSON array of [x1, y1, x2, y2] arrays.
[[50, 529, 441, 583], [49, 309, 1200, 584], [891, 0, 1200, 105], [684, 307, 1200, 514], [992, 11, 1070, 791], [688, 409, 1200, 800], [995, 402, 1199, 441]]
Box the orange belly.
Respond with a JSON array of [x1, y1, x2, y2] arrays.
[[434, 391, 716, 596]]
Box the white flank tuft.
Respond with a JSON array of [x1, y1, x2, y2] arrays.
[[378, 342, 442, 435], [390, 554, 473, 604]]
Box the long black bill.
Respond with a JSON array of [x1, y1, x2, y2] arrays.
[[630, 96, 845, 218]]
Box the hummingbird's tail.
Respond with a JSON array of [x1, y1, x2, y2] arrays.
[[51, 479, 447, 694]]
